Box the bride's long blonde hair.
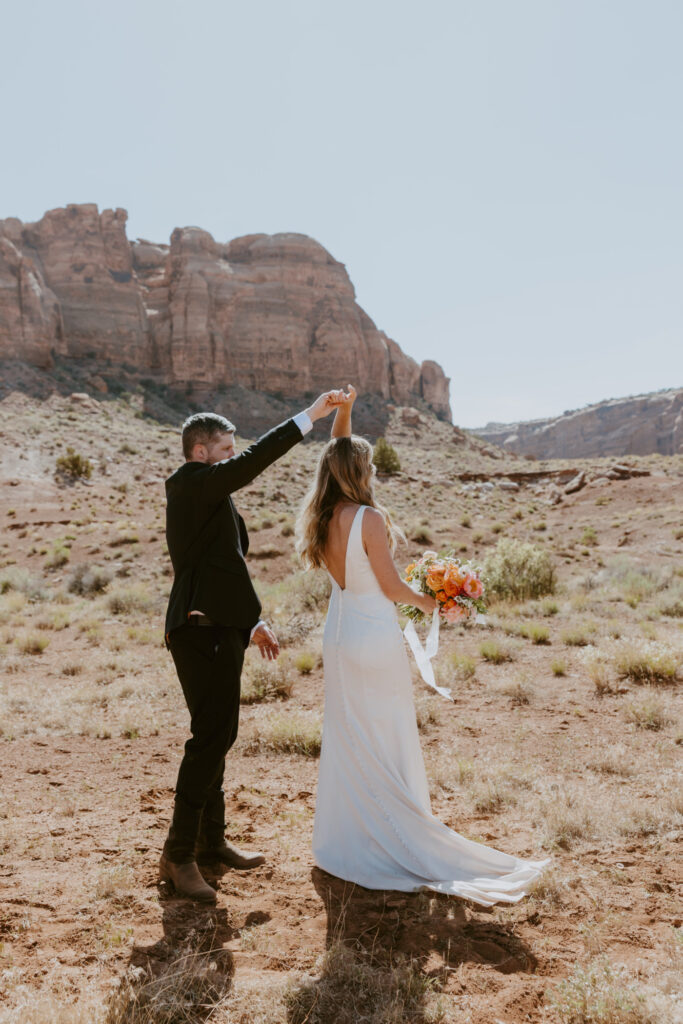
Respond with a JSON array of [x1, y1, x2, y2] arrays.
[[296, 436, 403, 569]]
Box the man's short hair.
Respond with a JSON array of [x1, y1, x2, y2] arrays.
[[181, 413, 236, 460]]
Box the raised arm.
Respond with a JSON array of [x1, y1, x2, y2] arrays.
[[199, 390, 345, 504], [362, 507, 437, 616], [331, 385, 357, 438]]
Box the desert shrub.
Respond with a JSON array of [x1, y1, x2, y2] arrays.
[[581, 526, 598, 547], [519, 621, 550, 644], [67, 562, 112, 596], [0, 567, 46, 601], [244, 711, 322, 756], [460, 513, 471, 528], [414, 698, 442, 731], [484, 537, 555, 601], [449, 652, 476, 680], [294, 650, 316, 674], [561, 626, 595, 647], [552, 659, 567, 677], [241, 658, 294, 704], [548, 956, 655, 1024], [656, 579, 683, 618], [613, 641, 681, 685], [107, 585, 155, 616], [498, 677, 532, 705], [291, 570, 332, 612], [604, 557, 669, 608], [16, 633, 49, 655], [581, 648, 613, 696], [44, 538, 70, 569], [55, 446, 92, 480], [251, 543, 284, 559], [410, 524, 433, 544], [479, 639, 514, 663], [373, 436, 401, 475], [35, 609, 70, 631], [624, 689, 674, 731]]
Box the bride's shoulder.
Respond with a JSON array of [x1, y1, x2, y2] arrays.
[[360, 506, 385, 532]]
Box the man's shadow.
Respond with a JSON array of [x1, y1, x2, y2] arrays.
[[280, 867, 539, 1022], [107, 889, 239, 1022]]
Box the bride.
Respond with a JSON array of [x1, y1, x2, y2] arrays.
[[296, 386, 549, 907]]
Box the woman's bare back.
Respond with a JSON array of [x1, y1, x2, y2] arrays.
[[323, 502, 363, 590]]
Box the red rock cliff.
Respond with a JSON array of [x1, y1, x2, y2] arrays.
[[0, 205, 451, 420]]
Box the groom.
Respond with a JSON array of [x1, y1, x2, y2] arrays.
[[160, 390, 343, 902]]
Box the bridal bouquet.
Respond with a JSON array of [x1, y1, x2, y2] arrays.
[[401, 551, 486, 625]]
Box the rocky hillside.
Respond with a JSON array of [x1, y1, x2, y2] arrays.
[[471, 388, 683, 458], [0, 204, 450, 421]]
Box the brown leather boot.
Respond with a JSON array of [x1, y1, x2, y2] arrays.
[[158, 854, 217, 903], [195, 839, 266, 870]]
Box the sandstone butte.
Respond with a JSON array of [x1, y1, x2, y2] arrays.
[[0, 204, 451, 420]]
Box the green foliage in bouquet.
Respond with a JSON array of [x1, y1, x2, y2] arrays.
[[373, 437, 401, 475], [483, 537, 556, 601]]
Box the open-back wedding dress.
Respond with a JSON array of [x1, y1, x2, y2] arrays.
[[312, 505, 549, 907]]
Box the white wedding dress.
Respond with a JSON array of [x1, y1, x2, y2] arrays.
[[312, 505, 550, 907]]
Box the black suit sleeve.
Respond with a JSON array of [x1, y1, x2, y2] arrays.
[[199, 418, 303, 506]]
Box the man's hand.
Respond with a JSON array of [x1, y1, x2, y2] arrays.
[[251, 622, 280, 660], [305, 390, 347, 422]]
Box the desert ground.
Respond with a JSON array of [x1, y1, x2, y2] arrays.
[[0, 388, 681, 1023]]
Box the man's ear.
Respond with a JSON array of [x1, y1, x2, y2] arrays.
[[190, 443, 208, 463]]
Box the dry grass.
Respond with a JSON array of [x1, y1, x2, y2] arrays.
[[479, 639, 514, 663], [614, 641, 681, 685], [624, 689, 675, 731], [241, 657, 295, 704], [243, 711, 322, 757], [547, 956, 658, 1023], [285, 940, 446, 1024]]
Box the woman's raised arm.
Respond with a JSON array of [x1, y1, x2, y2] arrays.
[[331, 385, 357, 438]]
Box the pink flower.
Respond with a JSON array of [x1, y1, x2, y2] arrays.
[[443, 603, 468, 624], [462, 573, 483, 600]]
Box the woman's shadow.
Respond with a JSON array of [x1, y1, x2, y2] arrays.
[[281, 867, 539, 1022]]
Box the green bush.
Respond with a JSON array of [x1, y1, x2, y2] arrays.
[[373, 437, 401, 475], [56, 447, 92, 480], [483, 538, 556, 601]]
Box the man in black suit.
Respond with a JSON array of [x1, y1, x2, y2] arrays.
[[159, 390, 342, 902]]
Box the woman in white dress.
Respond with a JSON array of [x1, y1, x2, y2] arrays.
[[296, 388, 549, 907]]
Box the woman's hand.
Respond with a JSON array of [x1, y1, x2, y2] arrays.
[[416, 593, 438, 616]]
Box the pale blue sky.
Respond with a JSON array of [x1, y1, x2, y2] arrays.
[[2, 0, 681, 426]]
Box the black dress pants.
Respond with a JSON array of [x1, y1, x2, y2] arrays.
[[163, 622, 248, 862]]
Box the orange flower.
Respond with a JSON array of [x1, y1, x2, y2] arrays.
[[443, 565, 467, 597], [405, 562, 417, 578], [426, 564, 447, 591], [435, 589, 448, 604]]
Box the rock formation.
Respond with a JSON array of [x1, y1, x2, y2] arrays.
[[471, 389, 683, 458], [0, 205, 451, 420]]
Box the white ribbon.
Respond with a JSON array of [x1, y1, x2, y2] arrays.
[[403, 609, 454, 701]]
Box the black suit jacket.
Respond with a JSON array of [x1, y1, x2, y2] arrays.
[[164, 417, 304, 638]]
